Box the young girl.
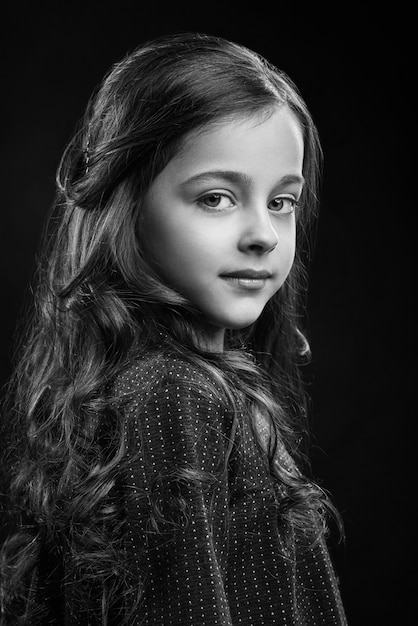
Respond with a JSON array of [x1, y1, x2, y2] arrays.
[[0, 33, 347, 625]]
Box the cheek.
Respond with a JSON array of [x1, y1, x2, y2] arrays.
[[142, 213, 213, 280], [276, 219, 296, 258], [287, 232, 297, 268], [273, 225, 296, 285]]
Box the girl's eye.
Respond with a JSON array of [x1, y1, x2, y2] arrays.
[[197, 193, 234, 211], [268, 196, 299, 214]]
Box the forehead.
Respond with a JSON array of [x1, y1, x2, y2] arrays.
[[165, 105, 304, 183]]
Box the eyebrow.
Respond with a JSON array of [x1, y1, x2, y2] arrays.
[[180, 169, 305, 189]]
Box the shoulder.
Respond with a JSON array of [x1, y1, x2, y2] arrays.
[[112, 350, 235, 469], [112, 349, 229, 414]]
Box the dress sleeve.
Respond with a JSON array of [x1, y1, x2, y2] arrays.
[[116, 359, 235, 626]]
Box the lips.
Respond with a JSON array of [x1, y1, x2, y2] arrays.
[[219, 269, 272, 292], [220, 269, 272, 279]]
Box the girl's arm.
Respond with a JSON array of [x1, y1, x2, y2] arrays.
[[116, 358, 234, 626]]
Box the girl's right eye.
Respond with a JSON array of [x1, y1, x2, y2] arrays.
[[197, 193, 234, 211]]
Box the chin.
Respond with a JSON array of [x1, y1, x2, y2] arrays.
[[213, 311, 264, 331]]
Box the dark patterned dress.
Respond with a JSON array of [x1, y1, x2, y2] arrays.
[[98, 351, 347, 625]]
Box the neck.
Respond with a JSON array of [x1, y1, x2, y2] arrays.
[[195, 321, 225, 352]]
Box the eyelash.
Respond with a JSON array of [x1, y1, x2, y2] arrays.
[[196, 192, 300, 214], [196, 193, 234, 211]]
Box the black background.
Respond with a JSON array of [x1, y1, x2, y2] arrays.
[[1, 3, 412, 624]]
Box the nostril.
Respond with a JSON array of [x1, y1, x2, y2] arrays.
[[237, 210, 280, 253], [245, 235, 279, 254]]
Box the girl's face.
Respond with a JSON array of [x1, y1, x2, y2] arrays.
[[141, 105, 304, 350]]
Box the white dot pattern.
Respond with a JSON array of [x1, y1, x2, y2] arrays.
[[112, 353, 347, 625]]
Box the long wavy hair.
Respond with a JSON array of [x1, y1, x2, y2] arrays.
[[0, 32, 340, 624]]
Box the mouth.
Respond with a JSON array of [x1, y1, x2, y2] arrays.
[[220, 269, 272, 290], [220, 269, 272, 280]]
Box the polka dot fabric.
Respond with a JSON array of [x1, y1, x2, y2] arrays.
[[113, 352, 347, 625]]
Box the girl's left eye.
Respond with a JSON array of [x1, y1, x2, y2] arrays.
[[268, 196, 299, 214], [197, 193, 234, 211]]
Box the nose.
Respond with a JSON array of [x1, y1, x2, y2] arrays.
[[238, 206, 279, 254]]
